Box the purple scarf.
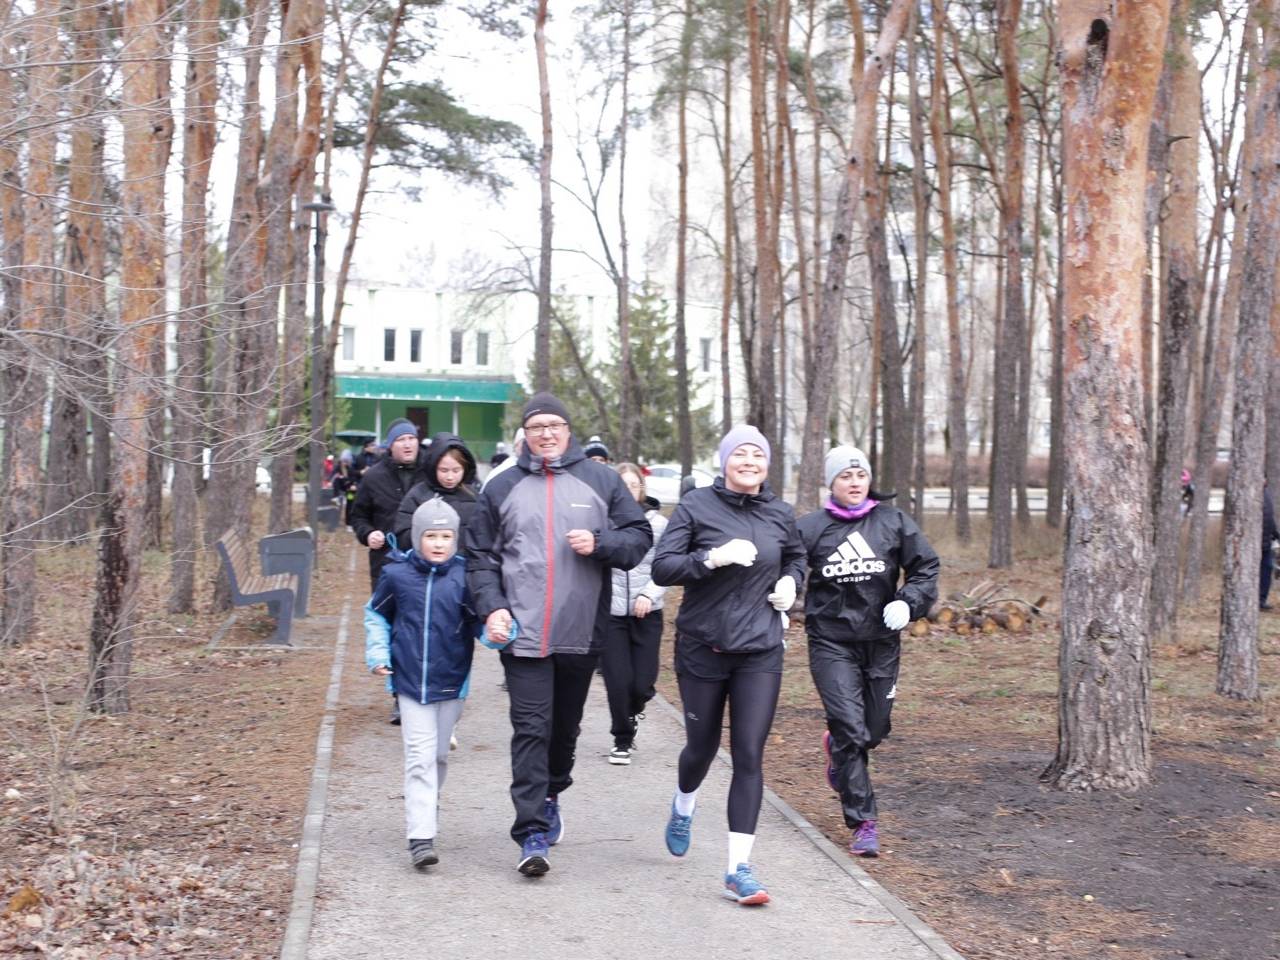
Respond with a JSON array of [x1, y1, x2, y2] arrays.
[[825, 496, 878, 521]]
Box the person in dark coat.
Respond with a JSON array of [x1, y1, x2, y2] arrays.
[[652, 425, 806, 907], [466, 392, 652, 879], [490, 441, 510, 469], [1261, 482, 1278, 610], [797, 445, 939, 858], [349, 420, 431, 592], [394, 432, 478, 550]]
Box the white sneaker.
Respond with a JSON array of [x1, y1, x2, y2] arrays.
[[608, 745, 632, 765]]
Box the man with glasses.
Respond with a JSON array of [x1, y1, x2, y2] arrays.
[[467, 392, 653, 877]]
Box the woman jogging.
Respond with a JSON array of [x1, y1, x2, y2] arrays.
[[599, 463, 667, 765], [652, 425, 806, 906], [797, 445, 938, 857]]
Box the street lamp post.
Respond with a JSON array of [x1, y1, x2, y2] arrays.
[[304, 196, 336, 531]]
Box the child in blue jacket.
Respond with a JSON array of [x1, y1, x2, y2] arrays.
[[365, 497, 481, 870]]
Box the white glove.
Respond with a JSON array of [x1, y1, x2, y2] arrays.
[[882, 600, 910, 631], [767, 575, 797, 611], [704, 538, 758, 569]]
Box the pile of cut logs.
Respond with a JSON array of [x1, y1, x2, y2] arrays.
[[911, 580, 1048, 637]]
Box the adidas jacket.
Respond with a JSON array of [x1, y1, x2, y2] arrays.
[[652, 478, 806, 654], [797, 503, 939, 644], [465, 437, 653, 657]]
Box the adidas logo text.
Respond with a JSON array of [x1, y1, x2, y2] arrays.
[[823, 531, 887, 578]]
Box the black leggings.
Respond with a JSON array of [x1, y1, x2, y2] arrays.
[[676, 666, 782, 834]]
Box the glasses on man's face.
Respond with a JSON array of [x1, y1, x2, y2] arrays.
[[525, 421, 568, 438]]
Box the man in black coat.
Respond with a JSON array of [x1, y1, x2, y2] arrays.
[[349, 420, 431, 592]]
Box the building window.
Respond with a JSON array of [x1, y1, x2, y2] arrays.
[[476, 331, 490, 366], [341, 326, 355, 361], [383, 328, 396, 362], [450, 329, 464, 365], [699, 337, 713, 373], [409, 329, 423, 364]]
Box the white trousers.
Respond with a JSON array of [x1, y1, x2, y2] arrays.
[[398, 694, 465, 840]]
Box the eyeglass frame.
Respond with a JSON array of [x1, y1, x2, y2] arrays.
[[524, 420, 570, 438]]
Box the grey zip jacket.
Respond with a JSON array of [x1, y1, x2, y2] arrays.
[[610, 496, 668, 615], [466, 437, 653, 656]]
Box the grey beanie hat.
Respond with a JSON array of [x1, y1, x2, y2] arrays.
[[411, 496, 460, 552], [824, 445, 873, 488]]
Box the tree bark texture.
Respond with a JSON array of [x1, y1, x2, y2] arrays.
[[534, 0, 553, 392], [932, 0, 970, 541], [1045, 0, 1169, 791], [988, 0, 1026, 568], [675, 0, 694, 476], [46, 0, 107, 548], [615, 0, 634, 463], [1216, 5, 1280, 703], [796, 0, 911, 512], [1148, 3, 1199, 640], [3, 0, 59, 645], [907, 6, 928, 525], [90, 0, 173, 713], [169, 0, 219, 613], [720, 38, 734, 436], [0, 10, 22, 643], [204, 0, 270, 612]]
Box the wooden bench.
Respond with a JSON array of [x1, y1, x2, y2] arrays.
[[214, 529, 299, 646]]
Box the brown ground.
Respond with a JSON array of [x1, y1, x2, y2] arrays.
[[1, 510, 1277, 959]]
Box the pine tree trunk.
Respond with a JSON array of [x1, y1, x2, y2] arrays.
[[720, 39, 734, 435], [89, 0, 172, 713], [932, 0, 969, 541], [0, 10, 23, 644], [746, 0, 778, 475], [1149, 2, 1199, 640], [907, 5, 928, 524], [616, 0, 634, 463], [534, 0, 553, 392], [265, 0, 322, 535], [796, 0, 910, 511], [674, 0, 694, 476], [45, 0, 96, 545], [988, 0, 1026, 568], [169, 0, 219, 613], [3, 0, 59, 645], [1217, 3, 1280, 702], [1044, 0, 1168, 792], [204, 0, 271, 611]]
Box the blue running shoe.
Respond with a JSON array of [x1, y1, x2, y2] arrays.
[[517, 832, 550, 877], [544, 795, 564, 846], [664, 800, 693, 857], [723, 863, 770, 905]]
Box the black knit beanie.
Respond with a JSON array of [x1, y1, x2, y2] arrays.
[[522, 392, 571, 426]]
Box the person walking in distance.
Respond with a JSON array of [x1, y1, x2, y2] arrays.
[[798, 445, 938, 857], [364, 498, 481, 870], [349, 420, 431, 593], [599, 462, 668, 766], [652, 425, 806, 906], [466, 392, 652, 877]]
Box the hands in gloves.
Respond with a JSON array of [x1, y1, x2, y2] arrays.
[[767, 575, 797, 611], [704, 538, 758, 569], [882, 600, 910, 631]]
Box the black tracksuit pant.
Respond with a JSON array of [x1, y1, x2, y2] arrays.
[[808, 634, 900, 826], [599, 610, 663, 748], [500, 650, 598, 844]]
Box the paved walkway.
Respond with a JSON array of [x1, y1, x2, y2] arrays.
[[286, 589, 965, 960]]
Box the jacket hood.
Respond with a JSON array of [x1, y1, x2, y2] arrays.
[[423, 432, 477, 490], [518, 435, 587, 474], [711, 474, 777, 507], [641, 494, 661, 512]]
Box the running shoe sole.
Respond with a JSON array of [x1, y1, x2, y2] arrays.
[[608, 752, 632, 765], [517, 854, 550, 877], [722, 888, 771, 906]]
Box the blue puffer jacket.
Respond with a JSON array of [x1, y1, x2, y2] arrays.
[[364, 551, 481, 704]]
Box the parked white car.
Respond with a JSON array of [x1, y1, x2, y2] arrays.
[[643, 464, 714, 506]]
